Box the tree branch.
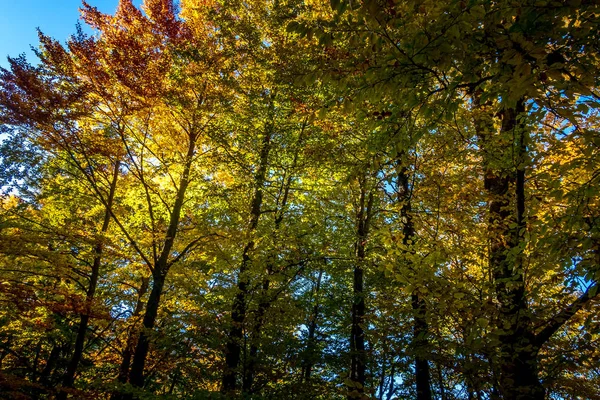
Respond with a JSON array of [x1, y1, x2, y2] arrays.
[[535, 282, 599, 347]]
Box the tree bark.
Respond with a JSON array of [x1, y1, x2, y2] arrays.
[[221, 129, 271, 394], [491, 104, 543, 400], [396, 160, 432, 400], [244, 278, 270, 393], [128, 266, 167, 390], [244, 130, 302, 392], [127, 135, 197, 392], [59, 160, 120, 399], [118, 277, 149, 383], [385, 363, 396, 400], [348, 176, 373, 399], [471, 96, 545, 399], [412, 294, 432, 400], [39, 343, 62, 386], [111, 277, 149, 400], [301, 268, 323, 383]]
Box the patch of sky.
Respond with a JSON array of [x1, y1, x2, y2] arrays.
[[0, 0, 144, 69]]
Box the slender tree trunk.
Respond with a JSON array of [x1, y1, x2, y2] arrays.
[[436, 362, 446, 400], [349, 259, 366, 398], [301, 268, 324, 383], [348, 177, 373, 399], [111, 277, 149, 400], [118, 277, 149, 384], [464, 352, 480, 400], [244, 278, 270, 393], [39, 343, 61, 386], [385, 363, 396, 400], [222, 130, 271, 394], [167, 371, 178, 394], [128, 271, 166, 389], [244, 122, 306, 393], [222, 245, 250, 394], [32, 341, 42, 381], [378, 353, 386, 400], [396, 161, 432, 400], [412, 294, 431, 400], [58, 161, 120, 399], [127, 136, 197, 392]]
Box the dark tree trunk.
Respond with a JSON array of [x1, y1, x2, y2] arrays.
[[489, 104, 544, 400], [349, 260, 366, 398], [348, 177, 373, 399], [301, 268, 323, 383], [111, 277, 149, 400], [118, 277, 149, 384], [32, 341, 42, 381], [244, 132, 301, 393], [222, 257, 248, 394], [244, 278, 270, 393], [128, 272, 166, 389], [472, 96, 545, 399], [167, 371, 178, 394], [397, 161, 432, 400], [222, 129, 271, 394], [464, 353, 481, 400], [412, 294, 432, 400], [385, 363, 396, 400], [436, 361, 446, 400], [39, 343, 62, 386], [127, 136, 197, 393], [58, 161, 120, 399], [377, 355, 386, 400]]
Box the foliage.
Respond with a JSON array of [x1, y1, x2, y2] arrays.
[[0, 0, 599, 399]]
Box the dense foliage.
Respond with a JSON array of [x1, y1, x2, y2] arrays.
[[1, 0, 599, 399]]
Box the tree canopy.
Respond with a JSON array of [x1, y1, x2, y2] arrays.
[[1, 0, 599, 399]]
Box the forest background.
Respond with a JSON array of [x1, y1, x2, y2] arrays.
[[0, 0, 599, 399]]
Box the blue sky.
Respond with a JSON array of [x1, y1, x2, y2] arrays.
[[0, 1, 129, 68]]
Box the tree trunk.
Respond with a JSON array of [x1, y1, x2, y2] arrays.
[[348, 177, 373, 399], [491, 104, 544, 400], [221, 129, 271, 394], [118, 277, 149, 383], [111, 277, 149, 400], [127, 135, 197, 393], [349, 260, 366, 399], [385, 363, 396, 400], [436, 361, 446, 400], [39, 343, 62, 386], [58, 161, 120, 399], [244, 278, 270, 393], [378, 355, 386, 400], [301, 268, 323, 383], [244, 133, 301, 393], [32, 341, 42, 382], [397, 161, 432, 400], [128, 272, 166, 389], [472, 96, 545, 399], [464, 352, 481, 400], [221, 249, 250, 394], [412, 294, 432, 400]]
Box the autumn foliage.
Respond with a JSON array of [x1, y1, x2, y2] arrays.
[[1, 0, 599, 399]]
